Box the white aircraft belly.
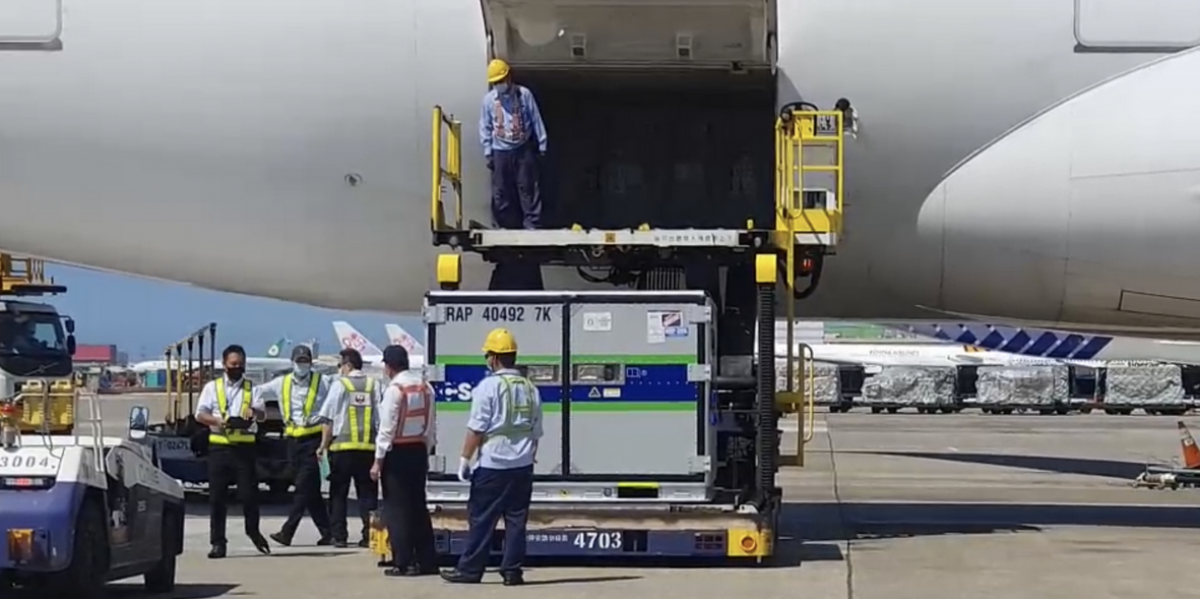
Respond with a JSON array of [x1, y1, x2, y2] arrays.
[[0, 0, 1191, 332]]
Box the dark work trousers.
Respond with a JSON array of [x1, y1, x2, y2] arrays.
[[455, 465, 535, 577], [381, 443, 437, 569], [490, 141, 541, 230], [328, 450, 378, 542], [207, 444, 262, 546], [279, 434, 331, 541]]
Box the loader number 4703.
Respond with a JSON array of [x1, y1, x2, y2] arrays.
[[572, 531, 623, 550]]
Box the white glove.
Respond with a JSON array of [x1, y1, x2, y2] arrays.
[[456, 457, 472, 483]]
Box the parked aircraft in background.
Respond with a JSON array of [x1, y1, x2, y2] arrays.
[[331, 321, 424, 370], [128, 337, 294, 373], [895, 322, 1200, 365], [385, 324, 426, 356]]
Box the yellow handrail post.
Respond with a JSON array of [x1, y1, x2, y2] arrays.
[[802, 343, 816, 445], [431, 106, 445, 231]]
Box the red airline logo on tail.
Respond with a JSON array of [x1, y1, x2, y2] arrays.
[[341, 333, 369, 353]]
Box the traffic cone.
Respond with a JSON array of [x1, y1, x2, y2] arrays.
[[1178, 421, 1200, 469]]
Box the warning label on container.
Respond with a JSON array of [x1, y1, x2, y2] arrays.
[[647, 310, 688, 344]]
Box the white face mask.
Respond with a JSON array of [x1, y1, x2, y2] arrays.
[[494, 82, 509, 93], [293, 363, 311, 377]]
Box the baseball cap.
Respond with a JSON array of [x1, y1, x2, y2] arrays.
[[291, 345, 314, 362], [382, 345, 410, 370]]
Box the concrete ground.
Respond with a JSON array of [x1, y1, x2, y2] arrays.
[[94, 394, 1200, 599]]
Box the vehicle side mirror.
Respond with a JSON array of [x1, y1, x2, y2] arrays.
[[66, 336, 76, 356], [128, 405, 150, 440], [64, 318, 75, 334]]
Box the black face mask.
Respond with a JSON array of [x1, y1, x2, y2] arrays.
[[225, 367, 245, 381]]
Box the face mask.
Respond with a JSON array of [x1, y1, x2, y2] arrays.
[[293, 363, 311, 377], [494, 82, 509, 93], [225, 367, 244, 381]]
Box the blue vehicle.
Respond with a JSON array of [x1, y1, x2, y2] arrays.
[[0, 393, 186, 594]]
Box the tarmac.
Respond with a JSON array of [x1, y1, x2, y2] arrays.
[[94, 393, 1200, 599]]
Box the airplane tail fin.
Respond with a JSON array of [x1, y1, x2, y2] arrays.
[[385, 323, 426, 356], [1178, 421, 1200, 469], [332, 321, 383, 356], [265, 337, 288, 358]]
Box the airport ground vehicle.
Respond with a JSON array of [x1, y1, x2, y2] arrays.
[[368, 104, 834, 562], [134, 324, 293, 493], [0, 255, 79, 434], [0, 368, 185, 593]]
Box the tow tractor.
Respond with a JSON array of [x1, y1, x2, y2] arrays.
[[0, 261, 185, 593], [371, 16, 842, 558], [132, 323, 293, 494]]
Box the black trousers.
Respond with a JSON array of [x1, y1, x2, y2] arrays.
[[279, 434, 331, 540], [455, 465, 534, 577], [381, 444, 436, 568], [328, 450, 378, 542], [207, 444, 261, 545]]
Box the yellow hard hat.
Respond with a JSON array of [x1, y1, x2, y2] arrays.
[[482, 328, 518, 354], [486, 59, 511, 84]]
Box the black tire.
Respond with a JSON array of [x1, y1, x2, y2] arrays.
[[870, 407, 882, 414], [886, 407, 899, 414], [58, 497, 108, 596], [145, 506, 180, 593]]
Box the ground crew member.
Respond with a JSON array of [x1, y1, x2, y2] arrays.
[[260, 345, 333, 547], [480, 58, 548, 230], [194, 344, 271, 559], [440, 328, 542, 586], [373, 345, 438, 577], [317, 348, 382, 548]]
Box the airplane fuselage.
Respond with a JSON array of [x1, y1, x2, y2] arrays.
[[4, 0, 1200, 333]]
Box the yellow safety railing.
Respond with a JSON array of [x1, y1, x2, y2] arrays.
[[430, 106, 464, 232], [774, 109, 844, 244], [164, 323, 217, 425], [16, 379, 76, 433], [0, 254, 63, 296], [776, 341, 815, 467]]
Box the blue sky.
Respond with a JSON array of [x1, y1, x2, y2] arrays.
[[48, 265, 423, 361]]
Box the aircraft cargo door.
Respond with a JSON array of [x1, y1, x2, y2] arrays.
[[0, 0, 61, 50], [480, 0, 777, 69]]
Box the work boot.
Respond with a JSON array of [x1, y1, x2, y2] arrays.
[[383, 566, 417, 578], [268, 532, 292, 547], [333, 539, 349, 549], [440, 569, 482, 584], [207, 544, 227, 559], [502, 571, 525, 587], [357, 538, 370, 549], [250, 533, 272, 555], [316, 537, 333, 547]]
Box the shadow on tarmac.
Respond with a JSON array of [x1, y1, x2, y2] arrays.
[[6, 583, 238, 598], [854, 451, 1150, 480], [791, 501, 1200, 544]]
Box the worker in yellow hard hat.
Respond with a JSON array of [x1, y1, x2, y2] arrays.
[[441, 328, 542, 586], [480, 58, 548, 231]]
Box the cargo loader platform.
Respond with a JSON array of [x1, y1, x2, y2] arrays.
[[371, 500, 778, 561], [386, 101, 844, 564]]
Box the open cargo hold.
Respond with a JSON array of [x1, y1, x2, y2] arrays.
[[486, 0, 779, 231], [522, 69, 776, 230]]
